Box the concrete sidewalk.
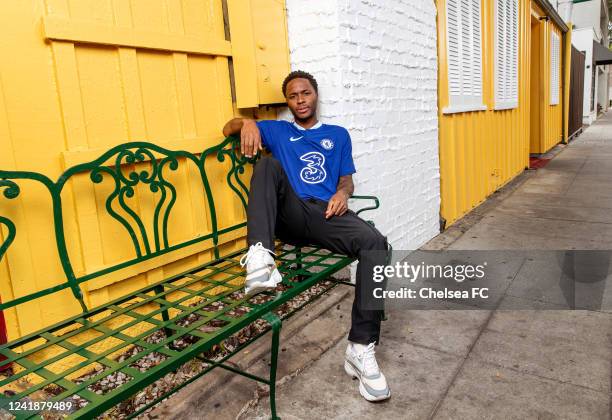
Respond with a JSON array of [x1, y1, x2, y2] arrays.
[[240, 114, 612, 419]]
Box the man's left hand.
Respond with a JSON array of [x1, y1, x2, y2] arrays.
[[325, 191, 349, 219]]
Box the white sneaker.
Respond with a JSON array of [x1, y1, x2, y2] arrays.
[[344, 342, 391, 402], [239, 242, 282, 297]]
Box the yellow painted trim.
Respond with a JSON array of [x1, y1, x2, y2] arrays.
[[61, 136, 222, 168], [43, 15, 232, 57], [250, 0, 291, 104], [531, 1, 545, 18], [226, 0, 259, 108]]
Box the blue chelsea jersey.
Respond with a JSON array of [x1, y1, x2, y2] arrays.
[[255, 120, 356, 202]]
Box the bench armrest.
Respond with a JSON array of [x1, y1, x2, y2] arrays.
[[350, 195, 380, 216]]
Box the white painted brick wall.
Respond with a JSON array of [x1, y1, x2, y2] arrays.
[[280, 0, 440, 250]]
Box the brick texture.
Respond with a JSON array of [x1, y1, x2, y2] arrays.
[[280, 0, 440, 249]]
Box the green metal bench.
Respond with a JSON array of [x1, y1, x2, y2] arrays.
[[0, 136, 380, 419]]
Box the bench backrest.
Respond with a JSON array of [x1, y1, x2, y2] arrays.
[[0, 136, 253, 312]]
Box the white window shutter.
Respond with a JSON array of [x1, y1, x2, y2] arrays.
[[471, 0, 482, 100], [550, 32, 560, 105], [494, 0, 519, 110], [447, 0, 461, 98], [444, 0, 485, 114]]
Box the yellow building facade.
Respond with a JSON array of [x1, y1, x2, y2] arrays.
[[437, 0, 571, 227], [0, 0, 289, 341], [1, 0, 576, 342]]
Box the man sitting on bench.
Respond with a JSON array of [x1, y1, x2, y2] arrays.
[[222, 70, 390, 402]]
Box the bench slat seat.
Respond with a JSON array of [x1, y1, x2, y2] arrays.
[[0, 245, 353, 418]]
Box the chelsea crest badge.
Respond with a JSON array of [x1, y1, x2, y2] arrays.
[[320, 138, 334, 150]]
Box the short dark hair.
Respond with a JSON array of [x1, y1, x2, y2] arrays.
[[282, 70, 318, 97]]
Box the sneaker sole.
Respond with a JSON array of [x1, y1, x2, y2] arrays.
[[344, 361, 391, 402], [245, 268, 282, 298]]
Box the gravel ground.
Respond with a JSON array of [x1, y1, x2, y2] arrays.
[[0, 279, 337, 419]]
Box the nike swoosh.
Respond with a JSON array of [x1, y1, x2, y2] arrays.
[[289, 136, 304, 142]]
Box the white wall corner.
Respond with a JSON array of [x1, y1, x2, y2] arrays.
[[283, 0, 441, 250]]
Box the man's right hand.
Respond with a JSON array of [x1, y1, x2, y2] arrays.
[[240, 119, 262, 158]]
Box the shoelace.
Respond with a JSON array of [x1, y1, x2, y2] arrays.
[[357, 342, 379, 376], [239, 242, 276, 268]]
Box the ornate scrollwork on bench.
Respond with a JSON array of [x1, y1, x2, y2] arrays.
[[201, 136, 257, 212], [88, 147, 181, 257], [0, 179, 19, 261]]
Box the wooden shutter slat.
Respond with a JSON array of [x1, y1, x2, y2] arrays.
[[550, 32, 560, 105], [494, 0, 518, 110]]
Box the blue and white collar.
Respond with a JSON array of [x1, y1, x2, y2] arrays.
[[293, 121, 322, 131]]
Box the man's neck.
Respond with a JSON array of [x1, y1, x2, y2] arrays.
[[294, 117, 319, 130]]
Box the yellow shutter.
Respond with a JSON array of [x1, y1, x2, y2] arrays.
[[227, 0, 291, 108]]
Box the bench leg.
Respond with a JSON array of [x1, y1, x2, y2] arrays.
[[296, 247, 302, 271], [262, 312, 282, 420], [153, 285, 174, 339], [295, 247, 306, 282]]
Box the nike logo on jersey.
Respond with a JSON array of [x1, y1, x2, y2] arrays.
[[289, 136, 304, 142]]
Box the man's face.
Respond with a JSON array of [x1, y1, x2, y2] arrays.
[[285, 78, 318, 121]]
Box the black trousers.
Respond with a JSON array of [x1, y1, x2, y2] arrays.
[[246, 156, 387, 345]]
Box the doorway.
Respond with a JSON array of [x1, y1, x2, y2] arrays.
[[529, 15, 543, 154]]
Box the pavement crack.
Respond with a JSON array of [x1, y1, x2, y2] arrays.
[[561, 157, 588, 196], [471, 356, 611, 396]]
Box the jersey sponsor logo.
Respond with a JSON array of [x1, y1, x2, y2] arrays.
[[289, 136, 304, 142], [299, 152, 327, 184], [320, 138, 334, 150]]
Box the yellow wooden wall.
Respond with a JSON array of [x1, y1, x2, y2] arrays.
[[438, 0, 568, 227], [0, 0, 287, 341], [438, 0, 531, 226]]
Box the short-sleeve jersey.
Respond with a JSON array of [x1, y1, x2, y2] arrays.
[[255, 120, 356, 201]]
